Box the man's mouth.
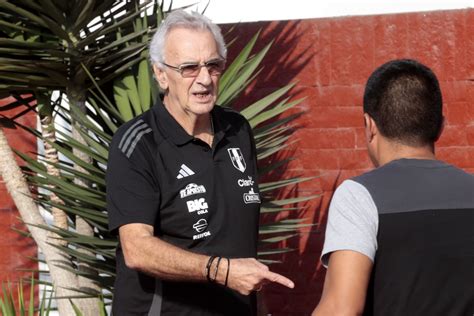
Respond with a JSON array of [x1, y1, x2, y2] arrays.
[[193, 91, 212, 99]]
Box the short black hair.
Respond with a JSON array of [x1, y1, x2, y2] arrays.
[[363, 59, 443, 146]]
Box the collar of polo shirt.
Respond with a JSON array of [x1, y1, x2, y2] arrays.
[[152, 98, 231, 146]]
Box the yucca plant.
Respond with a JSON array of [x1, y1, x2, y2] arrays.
[[0, 1, 317, 314], [0, 277, 36, 316], [0, 0, 179, 314], [0, 276, 108, 316]]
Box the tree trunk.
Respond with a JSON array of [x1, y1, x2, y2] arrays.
[[0, 128, 79, 315], [68, 90, 101, 315], [41, 114, 68, 246]]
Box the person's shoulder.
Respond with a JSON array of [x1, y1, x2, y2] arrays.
[[333, 179, 371, 199], [110, 110, 155, 159], [441, 162, 474, 183]]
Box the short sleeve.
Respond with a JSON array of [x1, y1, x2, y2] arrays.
[[106, 133, 160, 233], [321, 180, 379, 266]]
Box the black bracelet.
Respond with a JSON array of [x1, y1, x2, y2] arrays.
[[206, 256, 216, 282], [212, 256, 223, 282], [224, 258, 230, 287]]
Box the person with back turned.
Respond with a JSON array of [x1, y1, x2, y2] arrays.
[[312, 59, 474, 316]]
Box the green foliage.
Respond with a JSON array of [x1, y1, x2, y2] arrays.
[[0, 276, 107, 316], [0, 275, 44, 316]]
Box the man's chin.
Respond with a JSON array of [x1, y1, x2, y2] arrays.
[[189, 102, 216, 115]]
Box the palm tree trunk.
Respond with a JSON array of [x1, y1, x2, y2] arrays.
[[68, 89, 101, 315], [0, 127, 79, 315], [41, 114, 68, 246]]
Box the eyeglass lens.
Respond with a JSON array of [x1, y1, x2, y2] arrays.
[[181, 60, 225, 77]]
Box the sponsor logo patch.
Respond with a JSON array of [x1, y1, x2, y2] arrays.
[[192, 219, 211, 240], [177, 164, 195, 179], [243, 188, 261, 204], [186, 198, 209, 215], [227, 148, 246, 173], [238, 176, 254, 187], [180, 183, 206, 198], [192, 218, 208, 233]]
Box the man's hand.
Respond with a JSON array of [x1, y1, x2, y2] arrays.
[[215, 258, 294, 295]]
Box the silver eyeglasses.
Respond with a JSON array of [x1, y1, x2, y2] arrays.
[[161, 58, 226, 78]]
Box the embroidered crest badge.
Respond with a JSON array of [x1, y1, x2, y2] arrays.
[[227, 147, 246, 172]]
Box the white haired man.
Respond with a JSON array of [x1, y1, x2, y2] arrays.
[[106, 10, 294, 315]]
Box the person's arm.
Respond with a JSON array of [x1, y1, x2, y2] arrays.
[[312, 180, 379, 315], [120, 223, 294, 295], [312, 250, 373, 316]]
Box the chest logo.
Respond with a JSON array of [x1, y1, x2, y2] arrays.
[[227, 148, 246, 173], [186, 198, 209, 214], [238, 176, 254, 187], [192, 219, 208, 233], [192, 219, 211, 240], [177, 164, 195, 179], [180, 183, 206, 198], [243, 188, 261, 204]]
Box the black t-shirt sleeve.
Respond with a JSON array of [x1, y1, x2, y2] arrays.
[[106, 132, 160, 233]]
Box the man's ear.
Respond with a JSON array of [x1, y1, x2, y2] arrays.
[[153, 64, 168, 90], [364, 113, 377, 143], [434, 116, 445, 142]]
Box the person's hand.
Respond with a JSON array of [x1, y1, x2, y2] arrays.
[[218, 258, 294, 295]]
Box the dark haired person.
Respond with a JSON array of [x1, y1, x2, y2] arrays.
[[312, 59, 474, 316], [106, 10, 293, 316]]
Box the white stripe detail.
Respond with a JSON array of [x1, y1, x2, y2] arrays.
[[118, 119, 144, 149], [181, 164, 195, 175], [120, 124, 148, 154], [125, 128, 152, 158], [231, 148, 246, 172]]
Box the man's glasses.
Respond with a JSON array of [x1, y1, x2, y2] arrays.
[[161, 59, 226, 78]]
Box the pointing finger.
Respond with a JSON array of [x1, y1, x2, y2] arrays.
[[263, 271, 294, 289]]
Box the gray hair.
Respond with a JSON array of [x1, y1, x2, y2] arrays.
[[149, 10, 227, 67]]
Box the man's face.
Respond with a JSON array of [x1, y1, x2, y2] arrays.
[[154, 28, 221, 117]]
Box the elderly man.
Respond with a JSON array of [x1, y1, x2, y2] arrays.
[[106, 10, 294, 316], [312, 59, 474, 315]]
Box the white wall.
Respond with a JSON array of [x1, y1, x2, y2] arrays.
[[167, 0, 474, 23]]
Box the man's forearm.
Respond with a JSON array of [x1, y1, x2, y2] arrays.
[[121, 229, 210, 282], [119, 223, 294, 295]]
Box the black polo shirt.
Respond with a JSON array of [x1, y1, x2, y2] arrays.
[[107, 99, 260, 316]]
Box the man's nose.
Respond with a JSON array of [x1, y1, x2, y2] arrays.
[[195, 65, 212, 85]]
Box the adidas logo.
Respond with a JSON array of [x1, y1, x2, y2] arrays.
[[177, 164, 195, 179]]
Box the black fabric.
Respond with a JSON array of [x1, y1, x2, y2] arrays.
[[353, 159, 474, 316], [364, 209, 474, 316], [107, 100, 260, 315]]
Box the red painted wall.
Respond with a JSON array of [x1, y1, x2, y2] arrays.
[[223, 8, 474, 315], [0, 96, 38, 306], [1, 8, 474, 316]]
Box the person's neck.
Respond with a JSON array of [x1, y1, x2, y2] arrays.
[[163, 97, 214, 146], [377, 139, 436, 166]]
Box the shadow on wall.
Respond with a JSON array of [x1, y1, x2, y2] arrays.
[[221, 20, 335, 315], [221, 20, 311, 110]]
